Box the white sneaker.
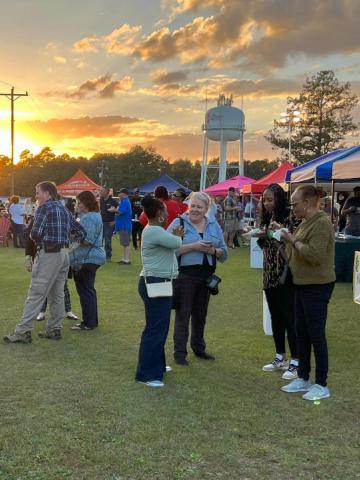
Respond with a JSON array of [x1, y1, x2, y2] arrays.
[[262, 357, 287, 372], [282, 363, 298, 380], [137, 380, 164, 388], [165, 366, 172, 372], [36, 312, 45, 321], [281, 378, 312, 393], [302, 384, 330, 401], [66, 311, 78, 320]]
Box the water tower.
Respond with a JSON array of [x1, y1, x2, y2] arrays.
[[200, 94, 245, 190]]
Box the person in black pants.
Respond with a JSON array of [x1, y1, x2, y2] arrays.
[[69, 191, 106, 331], [258, 184, 299, 380], [167, 192, 228, 366], [99, 187, 118, 261], [131, 190, 143, 249], [281, 185, 335, 401]]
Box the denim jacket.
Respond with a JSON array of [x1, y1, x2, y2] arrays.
[[70, 212, 106, 268], [167, 214, 228, 267]]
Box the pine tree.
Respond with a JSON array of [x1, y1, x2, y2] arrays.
[[265, 70, 358, 164]]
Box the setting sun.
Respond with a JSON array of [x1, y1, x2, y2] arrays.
[[0, 131, 43, 163]]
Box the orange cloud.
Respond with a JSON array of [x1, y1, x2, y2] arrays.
[[73, 24, 142, 56], [73, 35, 99, 53]]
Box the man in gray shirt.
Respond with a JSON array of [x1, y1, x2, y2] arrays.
[[342, 187, 360, 236]]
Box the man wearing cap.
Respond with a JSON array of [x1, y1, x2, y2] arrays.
[[99, 187, 118, 262], [114, 188, 132, 265]]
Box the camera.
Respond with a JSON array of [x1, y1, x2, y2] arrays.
[[206, 274, 222, 295]]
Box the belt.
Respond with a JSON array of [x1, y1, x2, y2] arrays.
[[37, 243, 67, 253]]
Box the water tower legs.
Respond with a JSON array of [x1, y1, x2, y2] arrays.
[[200, 134, 208, 190], [239, 131, 244, 176], [219, 139, 227, 183]]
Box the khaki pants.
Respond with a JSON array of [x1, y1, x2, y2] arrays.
[[16, 249, 70, 334]]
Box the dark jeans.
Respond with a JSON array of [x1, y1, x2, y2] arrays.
[[295, 283, 335, 386], [73, 264, 99, 329], [132, 221, 143, 249], [173, 273, 211, 360], [41, 280, 71, 313], [265, 284, 297, 358], [12, 222, 24, 248], [135, 277, 173, 382], [103, 222, 114, 259]]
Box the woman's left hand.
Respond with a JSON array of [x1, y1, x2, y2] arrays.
[[172, 225, 184, 237]]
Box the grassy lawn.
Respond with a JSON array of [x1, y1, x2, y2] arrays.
[[0, 244, 359, 480]]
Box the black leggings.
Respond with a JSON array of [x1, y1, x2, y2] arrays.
[[265, 284, 298, 359]]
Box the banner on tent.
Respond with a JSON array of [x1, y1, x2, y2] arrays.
[[353, 251, 360, 304]]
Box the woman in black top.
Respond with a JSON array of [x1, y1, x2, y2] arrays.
[[258, 183, 299, 380]]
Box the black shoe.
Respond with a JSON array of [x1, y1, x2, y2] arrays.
[[38, 329, 62, 340], [175, 357, 189, 366], [194, 352, 215, 360]]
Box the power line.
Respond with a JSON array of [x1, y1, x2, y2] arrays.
[[0, 86, 29, 194]]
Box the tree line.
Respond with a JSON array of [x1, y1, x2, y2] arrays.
[[0, 146, 278, 197]]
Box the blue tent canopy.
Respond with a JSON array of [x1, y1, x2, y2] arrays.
[[286, 146, 360, 183], [137, 174, 192, 195]]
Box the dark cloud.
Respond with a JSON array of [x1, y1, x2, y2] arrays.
[[151, 69, 188, 84], [43, 75, 134, 100], [68, 75, 134, 99]]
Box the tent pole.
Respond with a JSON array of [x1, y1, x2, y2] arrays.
[[330, 180, 335, 227]]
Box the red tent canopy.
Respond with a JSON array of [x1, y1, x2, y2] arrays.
[[57, 169, 101, 197], [242, 162, 293, 194]]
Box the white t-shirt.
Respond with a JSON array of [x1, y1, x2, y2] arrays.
[[9, 203, 24, 224]]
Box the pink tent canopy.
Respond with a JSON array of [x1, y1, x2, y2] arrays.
[[203, 175, 255, 196]]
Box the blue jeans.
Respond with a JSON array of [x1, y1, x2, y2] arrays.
[[103, 222, 114, 259], [135, 276, 173, 382], [295, 282, 335, 386]]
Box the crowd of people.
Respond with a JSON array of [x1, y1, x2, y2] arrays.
[[1, 177, 349, 401]]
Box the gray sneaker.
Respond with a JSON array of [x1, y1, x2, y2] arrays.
[[3, 331, 32, 344], [38, 329, 62, 340], [281, 378, 312, 393]]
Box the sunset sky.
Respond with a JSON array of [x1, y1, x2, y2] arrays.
[[0, 0, 360, 163]]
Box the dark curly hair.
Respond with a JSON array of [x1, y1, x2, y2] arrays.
[[260, 183, 289, 228]]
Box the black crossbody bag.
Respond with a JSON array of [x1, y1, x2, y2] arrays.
[[178, 217, 222, 295]]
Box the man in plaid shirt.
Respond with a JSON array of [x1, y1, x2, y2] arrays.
[[4, 181, 85, 343]]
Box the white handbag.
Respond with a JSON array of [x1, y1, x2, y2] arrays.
[[145, 278, 173, 298], [143, 261, 175, 298]]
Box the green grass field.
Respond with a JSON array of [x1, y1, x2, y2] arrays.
[[0, 244, 359, 480]]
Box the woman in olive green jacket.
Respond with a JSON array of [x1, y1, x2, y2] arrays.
[[280, 185, 335, 402]]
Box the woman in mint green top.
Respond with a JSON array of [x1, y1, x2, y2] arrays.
[[135, 196, 183, 388]]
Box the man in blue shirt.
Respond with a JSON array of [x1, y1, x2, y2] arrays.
[[113, 188, 132, 265], [99, 187, 118, 261], [4, 181, 85, 344]]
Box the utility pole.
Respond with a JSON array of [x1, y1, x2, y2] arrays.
[[0, 86, 29, 195]]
